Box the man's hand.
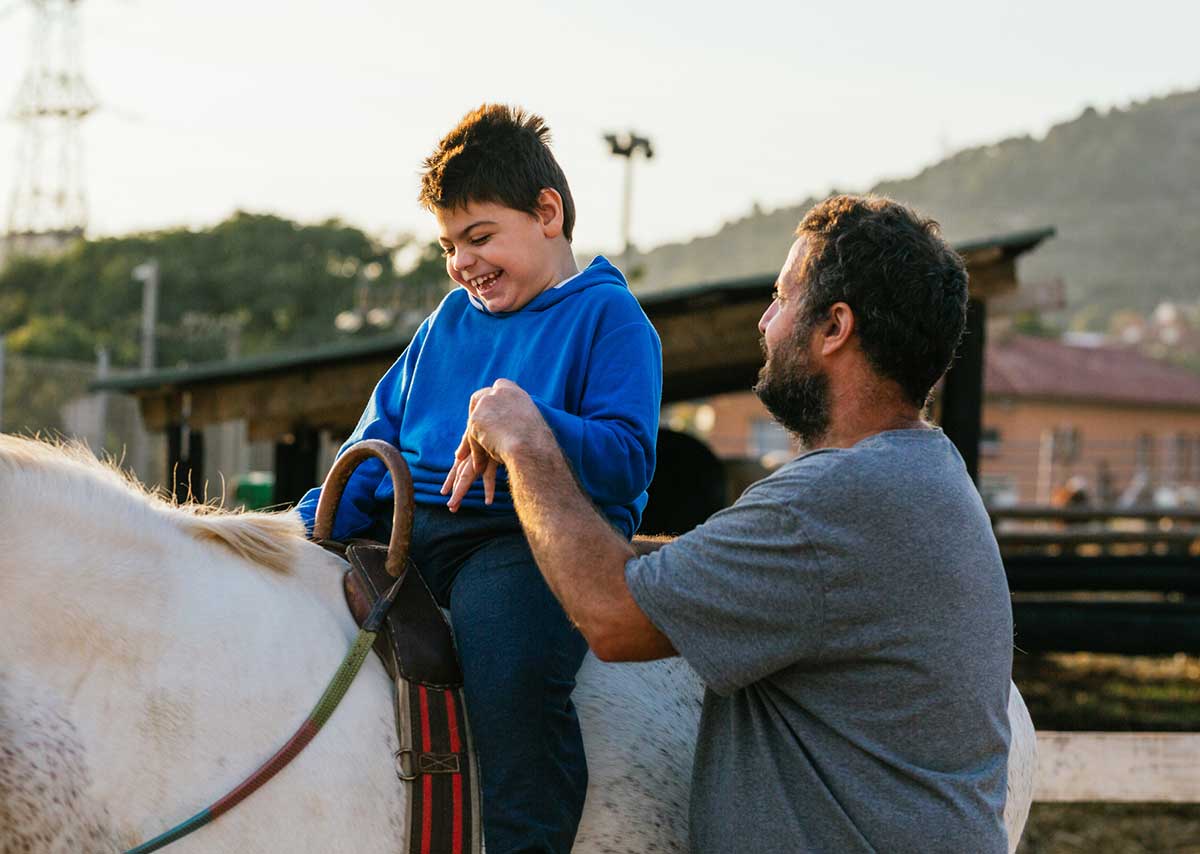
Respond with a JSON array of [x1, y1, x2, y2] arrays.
[[441, 378, 674, 662], [441, 379, 552, 511]]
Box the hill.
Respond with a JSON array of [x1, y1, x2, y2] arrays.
[[629, 88, 1200, 326]]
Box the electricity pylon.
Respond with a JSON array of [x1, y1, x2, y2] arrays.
[[5, 0, 98, 254]]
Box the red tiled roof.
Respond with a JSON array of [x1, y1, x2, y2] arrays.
[[984, 334, 1200, 408]]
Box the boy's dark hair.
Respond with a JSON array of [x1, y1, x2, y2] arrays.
[[419, 104, 576, 241], [796, 195, 969, 407]]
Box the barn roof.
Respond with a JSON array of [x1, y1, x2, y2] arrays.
[[92, 226, 1056, 400], [986, 333, 1200, 408]]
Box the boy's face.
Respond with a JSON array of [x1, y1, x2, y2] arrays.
[[436, 200, 559, 314]]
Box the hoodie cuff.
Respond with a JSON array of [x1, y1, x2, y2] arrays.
[[529, 396, 585, 474]]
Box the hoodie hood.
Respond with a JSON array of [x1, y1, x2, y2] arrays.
[[464, 256, 628, 315]]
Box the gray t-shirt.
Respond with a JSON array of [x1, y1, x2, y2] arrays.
[[626, 428, 1013, 853]]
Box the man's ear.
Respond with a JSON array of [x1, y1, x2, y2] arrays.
[[535, 189, 565, 239], [820, 302, 856, 356]]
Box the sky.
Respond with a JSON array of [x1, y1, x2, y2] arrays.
[[0, 0, 1198, 256]]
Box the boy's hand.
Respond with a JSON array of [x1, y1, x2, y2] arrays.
[[441, 386, 500, 512], [441, 431, 498, 512], [440, 380, 549, 512]]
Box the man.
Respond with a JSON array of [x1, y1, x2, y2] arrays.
[[454, 195, 1014, 853]]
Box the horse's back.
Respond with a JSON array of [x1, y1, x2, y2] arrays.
[[1005, 681, 1037, 853], [572, 658, 1036, 854], [573, 655, 702, 852]]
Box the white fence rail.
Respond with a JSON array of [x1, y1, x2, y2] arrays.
[[1035, 731, 1200, 802]]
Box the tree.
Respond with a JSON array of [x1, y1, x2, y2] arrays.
[[0, 212, 432, 368]]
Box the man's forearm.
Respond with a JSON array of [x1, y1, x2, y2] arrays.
[[505, 430, 675, 662]]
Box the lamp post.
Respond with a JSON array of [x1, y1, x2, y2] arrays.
[[131, 258, 159, 372], [604, 131, 653, 261], [130, 258, 158, 478], [0, 333, 6, 432]]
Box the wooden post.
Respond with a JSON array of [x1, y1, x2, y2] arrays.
[[940, 298, 986, 483], [273, 426, 320, 508], [1036, 428, 1055, 506], [166, 421, 205, 504]]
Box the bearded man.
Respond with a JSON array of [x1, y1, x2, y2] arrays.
[[454, 195, 1015, 853]]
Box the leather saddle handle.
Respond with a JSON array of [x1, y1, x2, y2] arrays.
[[312, 438, 414, 577]]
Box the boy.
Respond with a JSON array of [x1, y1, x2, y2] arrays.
[[295, 104, 662, 853]]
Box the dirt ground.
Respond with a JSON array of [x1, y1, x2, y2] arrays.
[[1017, 804, 1200, 854], [1012, 652, 1200, 854]]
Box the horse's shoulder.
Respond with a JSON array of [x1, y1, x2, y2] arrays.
[[0, 673, 125, 851]]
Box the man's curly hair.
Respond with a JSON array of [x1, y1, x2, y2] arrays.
[[419, 104, 576, 241], [795, 195, 969, 407]]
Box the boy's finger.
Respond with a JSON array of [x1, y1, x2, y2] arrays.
[[441, 458, 459, 494], [442, 453, 469, 493], [483, 459, 497, 505], [448, 460, 476, 511], [442, 433, 474, 494]]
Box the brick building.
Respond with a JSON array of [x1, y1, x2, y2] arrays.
[[978, 333, 1200, 506]]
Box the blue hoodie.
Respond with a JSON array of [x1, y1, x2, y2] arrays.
[[296, 256, 662, 540]]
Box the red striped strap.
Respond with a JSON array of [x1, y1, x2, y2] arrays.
[[404, 683, 477, 854]]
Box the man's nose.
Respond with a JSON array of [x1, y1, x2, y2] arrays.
[[758, 301, 777, 334]]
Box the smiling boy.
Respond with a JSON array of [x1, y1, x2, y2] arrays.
[[295, 104, 662, 853]]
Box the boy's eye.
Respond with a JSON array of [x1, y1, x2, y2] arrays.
[[440, 246, 454, 257], [470, 235, 490, 246]]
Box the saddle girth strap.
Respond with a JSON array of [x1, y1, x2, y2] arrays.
[[329, 539, 482, 854], [396, 681, 481, 854]]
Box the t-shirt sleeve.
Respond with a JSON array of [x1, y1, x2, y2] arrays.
[[624, 485, 826, 696]]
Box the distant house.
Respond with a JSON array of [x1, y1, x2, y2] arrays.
[[679, 333, 1200, 508], [979, 333, 1200, 507]]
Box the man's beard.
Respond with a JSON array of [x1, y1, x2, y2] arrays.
[[753, 328, 831, 449]]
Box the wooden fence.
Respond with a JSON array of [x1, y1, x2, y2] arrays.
[[1035, 731, 1200, 802], [994, 508, 1200, 804], [990, 506, 1200, 654]]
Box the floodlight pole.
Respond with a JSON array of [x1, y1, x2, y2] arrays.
[[604, 131, 654, 260]]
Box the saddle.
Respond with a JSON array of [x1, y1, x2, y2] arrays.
[[313, 439, 482, 854]]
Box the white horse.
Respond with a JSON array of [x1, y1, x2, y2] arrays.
[[0, 435, 1035, 853]]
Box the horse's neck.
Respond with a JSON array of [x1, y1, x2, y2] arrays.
[[7, 510, 339, 693], [2, 517, 405, 851]]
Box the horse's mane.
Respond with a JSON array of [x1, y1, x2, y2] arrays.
[[0, 434, 305, 573]]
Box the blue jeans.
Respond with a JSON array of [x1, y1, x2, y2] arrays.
[[370, 503, 589, 854]]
